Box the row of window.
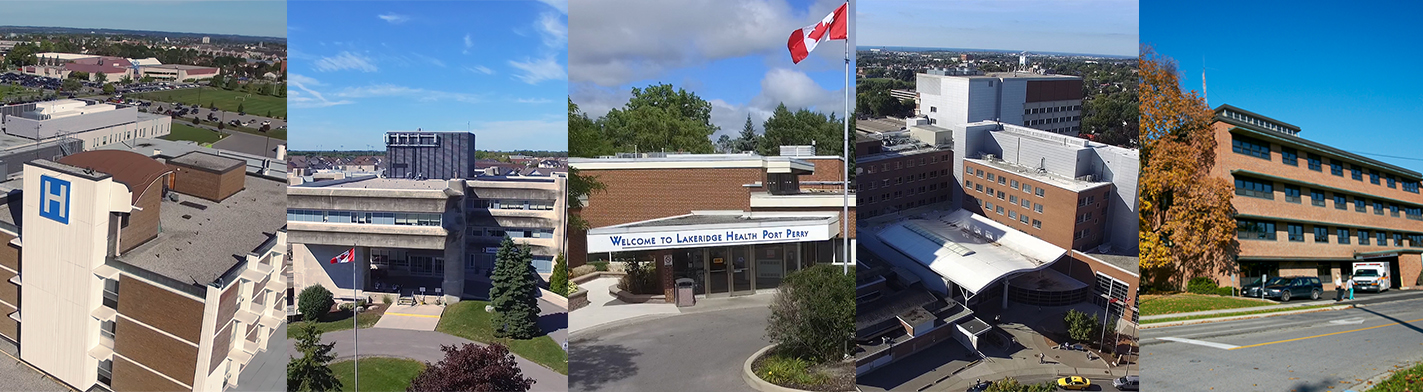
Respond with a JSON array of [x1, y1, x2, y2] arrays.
[[1234, 175, 1423, 219], [871, 181, 951, 202], [1237, 219, 1423, 248], [1026, 116, 1081, 127], [975, 197, 1044, 229], [1233, 135, 1421, 194], [966, 166, 1049, 197], [967, 179, 1047, 214], [287, 209, 443, 226], [466, 227, 555, 239], [468, 199, 557, 211], [1024, 105, 1082, 115], [864, 153, 952, 174], [91, 123, 169, 148], [863, 169, 949, 191]]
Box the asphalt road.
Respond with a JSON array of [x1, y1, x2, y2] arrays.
[[1141, 295, 1423, 391], [569, 306, 771, 392]]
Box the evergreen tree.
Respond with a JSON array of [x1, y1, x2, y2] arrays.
[[489, 237, 542, 339], [549, 253, 569, 296], [287, 323, 341, 392], [732, 114, 761, 153]]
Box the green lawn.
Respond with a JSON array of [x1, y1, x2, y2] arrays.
[[162, 123, 227, 144], [435, 301, 568, 375], [131, 87, 286, 118], [1, 84, 39, 101], [1369, 361, 1423, 392], [286, 306, 385, 339], [1142, 304, 1339, 325], [194, 118, 287, 141], [330, 357, 425, 392], [1140, 294, 1274, 316]]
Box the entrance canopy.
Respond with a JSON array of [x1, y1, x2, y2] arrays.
[[876, 209, 1065, 294], [587, 211, 839, 253]]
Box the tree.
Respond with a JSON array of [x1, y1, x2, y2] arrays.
[[407, 343, 534, 392], [95, 72, 107, 84], [549, 253, 569, 296], [102, 83, 114, 94], [1138, 45, 1239, 290], [731, 114, 761, 153], [260, 124, 271, 133], [192, 116, 200, 125], [119, 75, 132, 86], [61, 78, 81, 92], [69, 71, 90, 81], [287, 323, 341, 392], [1063, 309, 1098, 343], [209, 73, 224, 88], [297, 285, 334, 322], [567, 168, 605, 231], [599, 83, 717, 154], [765, 264, 854, 363], [758, 103, 844, 157], [237, 103, 245, 113], [568, 99, 610, 231], [715, 134, 735, 153], [489, 237, 541, 339]]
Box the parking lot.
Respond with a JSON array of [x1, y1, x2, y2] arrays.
[[2, 70, 203, 104]]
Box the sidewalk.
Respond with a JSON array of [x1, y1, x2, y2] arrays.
[[1141, 289, 1423, 321], [568, 277, 678, 333]]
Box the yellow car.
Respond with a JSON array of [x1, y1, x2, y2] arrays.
[[1057, 376, 1091, 390]]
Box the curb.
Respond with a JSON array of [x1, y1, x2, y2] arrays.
[[1141, 304, 1353, 329], [742, 344, 852, 392]]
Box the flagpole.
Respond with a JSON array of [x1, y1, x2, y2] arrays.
[[352, 245, 358, 392], [841, 1, 850, 275]]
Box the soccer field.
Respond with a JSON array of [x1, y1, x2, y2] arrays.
[[133, 87, 286, 118]]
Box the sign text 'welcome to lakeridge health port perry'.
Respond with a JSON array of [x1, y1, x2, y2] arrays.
[[587, 225, 833, 252]]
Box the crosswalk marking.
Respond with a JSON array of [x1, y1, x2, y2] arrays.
[[1156, 337, 1240, 350]]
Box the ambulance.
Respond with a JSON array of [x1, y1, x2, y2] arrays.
[[1351, 262, 1391, 292]]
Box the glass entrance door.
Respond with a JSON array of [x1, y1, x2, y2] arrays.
[[732, 246, 753, 295], [708, 248, 729, 295], [755, 244, 784, 290]]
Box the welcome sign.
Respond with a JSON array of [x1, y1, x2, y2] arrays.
[[588, 224, 834, 253]]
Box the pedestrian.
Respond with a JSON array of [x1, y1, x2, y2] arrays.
[[1335, 276, 1344, 301], [1346, 275, 1355, 300]]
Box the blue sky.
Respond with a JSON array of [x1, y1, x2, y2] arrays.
[[1144, 0, 1423, 174], [288, 1, 567, 151], [0, 1, 285, 38], [569, 0, 855, 142], [859, 0, 1137, 57]]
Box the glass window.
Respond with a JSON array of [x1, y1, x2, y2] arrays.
[[1035, 187, 1045, 197], [1307, 154, 1322, 171], [1034, 203, 1043, 213], [1370, 171, 1380, 185], [1387, 176, 1397, 188], [1334, 195, 1347, 210], [1314, 226, 1328, 243], [1232, 136, 1271, 159], [1020, 214, 1029, 224], [1338, 228, 1351, 244], [1237, 219, 1276, 240], [1310, 190, 1326, 207], [1032, 219, 1042, 229], [1331, 162, 1344, 176], [1359, 230, 1370, 245], [1352, 166, 1363, 181], [1283, 185, 1301, 203], [1377, 231, 1387, 245], [1287, 224, 1304, 242], [1281, 147, 1298, 166], [1235, 177, 1274, 199], [1356, 198, 1367, 212], [1374, 201, 1385, 215]]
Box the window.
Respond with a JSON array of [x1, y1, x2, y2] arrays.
[[1032, 219, 1042, 229], [1287, 224, 1304, 242], [1009, 195, 1018, 204], [1237, 219, 1276, 240], [1405, 181, 1419, 193], [1410, 234, 1423, 248], [1377, 231, 1387, 245], [1407, 206, 1422, 218], [1335, 195, 1347, 210], [1009, 211, 1017, 219], [1356, 198, 1367, 212], [1331, 162, 1344, 176], [1394, 233, 1404, 246], [102, 279, 120, 309], [987, 173, 995, 182], [1283, 185, 1301, 203], [1034, 203, 1044, 213], [1281, 147, 1298, 166], [1011, 180, 1019, 189], [1338, 228, 1351, 244], [1391, 204, 1400, 217], [1232, 136, 1271, 159], [1307, 154, 1322, 171], [1374, 201, 1385, 215], [985, 201, 994, 211], [976, 169, 983, 178], [1035, 187, 1045, 197], [1352, 166, 1363, 181], [1387, 176, 1397, 188], [1020, 214, 1029, 224], [1370, 171, 1380, 185], [1311, 190, 1326, 207], [997, 191, 1005, 199], [1314, 226, 1329, 243], [1235, 177, 1274, 199], [1020, 199, 1029, 208], [975, 184, 983, 192], [1359, 230, 1370, 245], [998, 176, 1005, 185], [996, 205, 1004, 215]]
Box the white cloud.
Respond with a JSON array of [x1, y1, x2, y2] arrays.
[[509, 55, 565, 84], [288, 74, 354, 108], [412, 53, 447, 67], [536, 11, 567, 49], [535, 0, 568, 14], [463, 33, 473, 54], [515, 98, 553, 104], [378, 13, 410, 24], [333, 84, 486, 104], [463, 65, 495, 75], [313, 51, 378, 72]]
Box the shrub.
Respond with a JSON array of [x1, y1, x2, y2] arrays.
[[382, 294, 393, 305], [549, 253, 569, 296], [754, 352, 827, 386], [1187, 277, 1219, 295], [765, 264, 855, 363], [1216, 286, 1235, 296], [408, 343, 534, 392], [568, 281, 580, 294], [338, 303, 354, 312], [592, 261, 609, 272], [618, 260, 660, 295], [984, 377, 1057, 392], [571, 265, 596, 278], [297, 285, 335, 322]]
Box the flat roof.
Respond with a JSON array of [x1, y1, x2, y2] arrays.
[[966, 157, 1110, 193], [300, 177, 452, 190], [856, 117, 907, 133], [1084, 252, 1140, 276], [876, 209, 1065, 294], [169, 151, 244, 173], [117, 175, 285, 285]]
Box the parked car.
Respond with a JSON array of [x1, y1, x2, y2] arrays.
[[1057, 376, 1091, 390], [1113, 375, 1139, 390], [966, 380, 992, 392], [1244, 276, 1322, 302]]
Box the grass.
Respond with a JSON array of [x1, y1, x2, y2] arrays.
[[161, 123, 227, 144], [435, 300, 568, 375], [1369, 361, 1423, 392], [330, 357, 425, 392], [130, 86, 286, 118], [1140, 293, 1274, 316], [1142, 304, 1339, 324], [754, 353, 828, 386], [286, 305, 386, 339], [1, 84, 36, 99]]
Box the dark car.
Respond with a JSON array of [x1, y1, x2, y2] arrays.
[[966, 380, 992, 392], [1244, 276, 1321, 302]]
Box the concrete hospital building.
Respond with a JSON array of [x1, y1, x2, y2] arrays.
[[1, 143, 286, 391]]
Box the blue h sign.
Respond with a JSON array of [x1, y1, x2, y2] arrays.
[[39, 175, 70, 225]]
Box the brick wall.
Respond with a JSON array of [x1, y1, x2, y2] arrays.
[[962, 162, 1109, 251], [577, 167, 760, 229], [1402, 254, 1422, 290], [118, 278, 204, 344], [114, 317, 198, 386], [169, 164, 244, 202], [858, 151, 954, 219], [120, 177, 166, 253], [112, 356, 188, 392]]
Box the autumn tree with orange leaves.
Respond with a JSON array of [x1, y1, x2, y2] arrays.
[[1138, 46, 1239, 290]]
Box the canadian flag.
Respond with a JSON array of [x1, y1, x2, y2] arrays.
[[787, 2, 848, 64], [330, 248, 355, 264]]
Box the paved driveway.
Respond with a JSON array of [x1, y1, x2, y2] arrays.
[[290, 328, 567, 392], [569, 306, 771, 392]]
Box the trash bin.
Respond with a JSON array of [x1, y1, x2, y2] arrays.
[[675, 278, 696, 307]]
